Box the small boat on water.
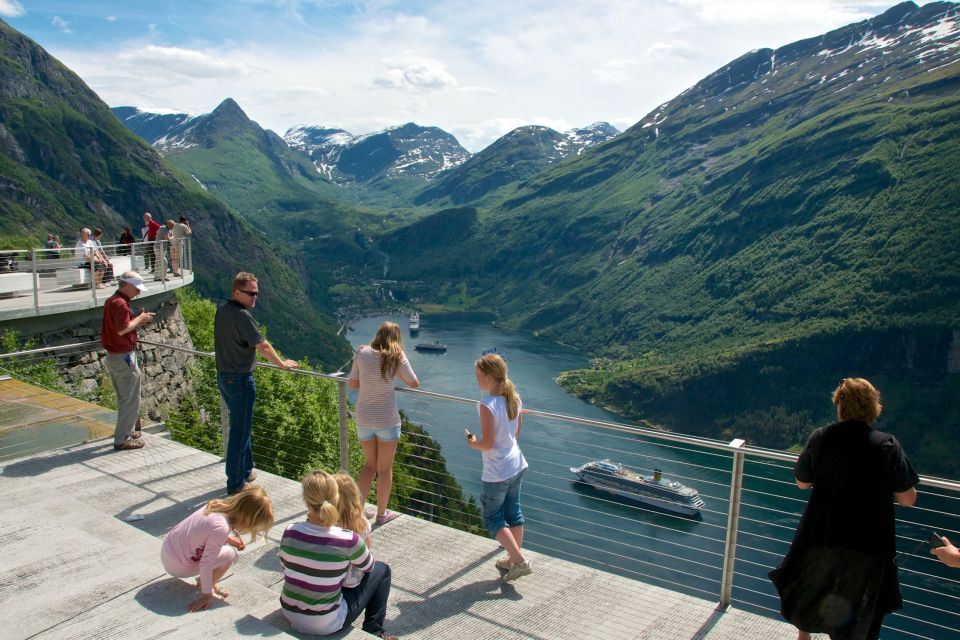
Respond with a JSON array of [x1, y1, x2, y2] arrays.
[[570, 459, 705, 516], [481, 347, 506, 360], [409, 312, 420, 332], [415, 341, 447, 353]]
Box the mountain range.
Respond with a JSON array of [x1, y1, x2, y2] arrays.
[[0, 19, 352, 369], [114, 104, 619, 209]]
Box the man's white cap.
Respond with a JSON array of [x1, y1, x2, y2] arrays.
[[119, 272, 148, 292]]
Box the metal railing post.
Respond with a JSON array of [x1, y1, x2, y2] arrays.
[[30, 248, 39, 314], [89, 257, 97, 301], [188, 237, 193, 274], [718, 438, 746, 611], [337, 379, 350, 472]]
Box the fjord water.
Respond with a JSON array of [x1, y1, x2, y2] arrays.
[[349, 314, 958, 639]]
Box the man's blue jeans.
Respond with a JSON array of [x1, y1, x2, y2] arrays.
[[217, 371, 256, 494]]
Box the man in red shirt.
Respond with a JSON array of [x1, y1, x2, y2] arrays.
[[143, 212, 161, 271], [101, 271, 155, 450]]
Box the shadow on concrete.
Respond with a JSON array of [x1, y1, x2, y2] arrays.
[[0, 441, 107, 477], [135, 577, 230, 617], [116, 486, 227, 536], [390, 578, 527, 637], [258, 608, 364, 639], [690, 607, 725, 640], [234, 613, 293, 637]]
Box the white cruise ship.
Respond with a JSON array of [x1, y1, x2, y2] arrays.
[[570, 459, 705, 516], [409, 312, 420, 332]]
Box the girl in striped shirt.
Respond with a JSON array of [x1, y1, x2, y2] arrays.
[[280, 469, 397, 639], [348, 321, 419, 525]]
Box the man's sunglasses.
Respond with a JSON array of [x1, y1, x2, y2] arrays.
[[240, 290, 259, 297]]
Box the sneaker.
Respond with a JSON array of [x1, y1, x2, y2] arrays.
[[364, 506, 376, 519], [375, 510, 400, 525], [495, 556, 511, 572], [113, 437, 144, 450], [503, 560, 532, 582], [246, 468, 257, 482]]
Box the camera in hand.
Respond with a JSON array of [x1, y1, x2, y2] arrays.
[[928, 531, 945, 548]]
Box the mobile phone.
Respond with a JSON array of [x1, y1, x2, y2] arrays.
[[928, 532, 945, 548], [464, 428, 473, 438]]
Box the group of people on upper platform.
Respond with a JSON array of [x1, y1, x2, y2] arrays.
[[69, 213, 192, 288]]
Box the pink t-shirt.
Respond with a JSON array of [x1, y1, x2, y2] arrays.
[[348, 345, 418, 428], [161, 506, 231, 594]]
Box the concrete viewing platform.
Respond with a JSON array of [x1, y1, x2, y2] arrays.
[[0, 432, 812, 639], [0, 266, 193, 322]]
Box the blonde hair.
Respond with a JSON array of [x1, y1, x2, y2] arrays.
[[232, 271, 258, 292], [475, 354, 520, 420], [334, 472, 368, 536], [301, 469, 340, 527], [370, 321, 403, 380], [832, 377, 883, 425], [205, 485, 274, 543]]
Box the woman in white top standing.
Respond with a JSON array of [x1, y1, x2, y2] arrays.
[[466, 353, 531, 582], [349, 321, 419, 525]]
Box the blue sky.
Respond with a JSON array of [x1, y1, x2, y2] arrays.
[[1, 1, 937, 151]]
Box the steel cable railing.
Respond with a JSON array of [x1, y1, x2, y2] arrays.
[[2, 340, 959, 640]]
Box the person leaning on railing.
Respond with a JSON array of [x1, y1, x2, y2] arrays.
[[769, 377, 919, 640], [932, 535, 960, 568], [214, 271, 299, 496]]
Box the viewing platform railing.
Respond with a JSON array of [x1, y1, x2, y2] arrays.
[[0, 238, 193, 319], [1, 339, 958, 640]]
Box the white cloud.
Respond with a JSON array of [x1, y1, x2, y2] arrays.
[[372, 55, 458, 92], [33, 0, 947, 152], [645, 41, 696, 60], [52, 16, 72, 34], [0, 0, 24, 18], [118, 45, 253, 79], [106, 16, 117, 22], [592, 59, 641, 84]]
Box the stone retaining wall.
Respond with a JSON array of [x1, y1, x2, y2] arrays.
[[2, 291, 195, 421]]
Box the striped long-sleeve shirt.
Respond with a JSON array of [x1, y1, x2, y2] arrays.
[[279, 521, 374, 635]]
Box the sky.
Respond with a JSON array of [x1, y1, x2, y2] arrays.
[[0, 0, 940, 152]]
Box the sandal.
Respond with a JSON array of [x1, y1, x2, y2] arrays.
[[113, 438, 144, 450], [375, 510, 400, 525]]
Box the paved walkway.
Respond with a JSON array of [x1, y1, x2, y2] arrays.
[[0, 424, 815, 640]]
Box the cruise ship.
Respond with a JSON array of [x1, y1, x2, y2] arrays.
[[409, 312, 420, 332], [570, 459, 705, 516], [414, 340, 447, 353]]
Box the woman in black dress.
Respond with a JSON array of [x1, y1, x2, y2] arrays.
[[769, 377, 919, 640]]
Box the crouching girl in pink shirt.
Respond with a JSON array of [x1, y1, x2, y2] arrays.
[[161, 485, 274, 611]]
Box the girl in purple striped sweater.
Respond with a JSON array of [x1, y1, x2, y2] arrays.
[[280, 469, 397, 639]]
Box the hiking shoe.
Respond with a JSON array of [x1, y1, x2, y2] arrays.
[[113, 438, 144, 450], [503, 560, 532, 582], [495, 556, 511, 572], [375, 510, 400, 525]]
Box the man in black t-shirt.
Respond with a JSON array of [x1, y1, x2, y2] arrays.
[[214, 272, 298, 495]]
